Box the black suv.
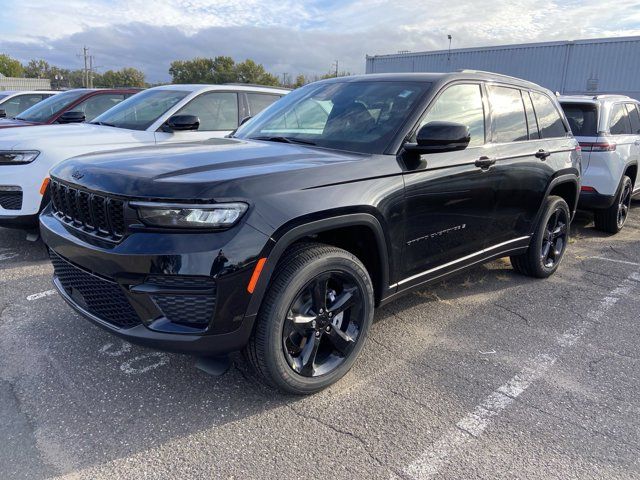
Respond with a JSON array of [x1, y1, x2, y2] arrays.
[[41, 72, 580, 394]]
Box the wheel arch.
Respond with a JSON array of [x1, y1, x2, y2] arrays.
[[624, 162, 638, 188], [543, 174, 580, 222], [244, 212, 391, 318]]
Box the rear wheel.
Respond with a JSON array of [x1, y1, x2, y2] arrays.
[[511, 195, 570, 278], [244, 243, 374, 394], [594, 175, 633, 234]]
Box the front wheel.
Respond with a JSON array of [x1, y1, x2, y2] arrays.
[[511, 195, 570, 278], [244, 243, 374, 394]]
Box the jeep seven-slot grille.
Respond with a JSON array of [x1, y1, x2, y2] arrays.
[[50, 180, 126, 239], [50, 250, 140, 329]]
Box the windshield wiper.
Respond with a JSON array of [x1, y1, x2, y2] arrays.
[[249, 136, 316, 146], [90, 121, 117, 127]]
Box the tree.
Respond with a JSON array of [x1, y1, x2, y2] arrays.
[[235, 59, 280, 86], [211, 56, 236, 84], [24, 59, 51, 79], [0, 54, 24, 77], [95, 67, 145, 87], [293, 74, 307, 88], [169, 57, 215, 84]]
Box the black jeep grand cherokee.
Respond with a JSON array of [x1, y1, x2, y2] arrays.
[[41, 72, 581, 394]]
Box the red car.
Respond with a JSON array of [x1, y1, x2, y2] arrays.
[[0, 88, 141, 129]]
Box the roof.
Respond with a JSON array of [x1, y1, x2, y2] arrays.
[[148, 84, 290, 94], [325, 71, 544, 90], [0, 90, 58, 95]]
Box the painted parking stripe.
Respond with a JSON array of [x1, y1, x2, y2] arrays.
[[0, 252, 19, 261], [589, 256, 640, 267], [404, 270, 640, 479], [27, 289, 56, 301]]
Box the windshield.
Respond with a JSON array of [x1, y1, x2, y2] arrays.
[[560, 102, 598, 137], [15, 90, 85, 122], [0, 94, 10, 102], [91, 89, 190, 130], [234, 80, 431, 154]]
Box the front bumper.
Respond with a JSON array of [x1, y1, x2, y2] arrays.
[[40, 208, 270, 356], [0, 162, 49, 220]]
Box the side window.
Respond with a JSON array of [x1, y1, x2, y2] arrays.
[[417, 83, 485, 147], [609, 104, 631, 135], [530, 92, 567, 138], [73, 94, 127, 121], [3, 94, 45, 117], [625, 103, 640, 135], [523, 92, 540, 139], [487, 86, 528, 143], [176, 92, 238, 131], [247, 93, 281, 116]]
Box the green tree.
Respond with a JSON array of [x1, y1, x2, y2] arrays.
[[293, 74, 307, 88], [24, 59, 51, 78], [169, 57, 215, 84], [0, 54, 24, 77], [211, 56, 236, 84], [96, 67, 145, 87]]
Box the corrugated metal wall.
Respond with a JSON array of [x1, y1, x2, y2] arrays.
[[366, 37, 640, 99], [0, 77, 51, 91]]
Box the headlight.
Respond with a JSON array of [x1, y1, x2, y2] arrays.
[[0, 150, 40, 165], [133, 202, 248, 229]]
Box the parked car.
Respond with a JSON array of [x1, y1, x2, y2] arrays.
[[0, 88, 139, 129], [0, 90, 58, 119], [41, 72, 580, 394], [0, 84, 288, 227], [560, 95, 639, 233]]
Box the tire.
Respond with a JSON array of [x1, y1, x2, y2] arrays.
[[510, 195, 570, 279], [244, 242, 374, 395], [594, 175, 633, 234]]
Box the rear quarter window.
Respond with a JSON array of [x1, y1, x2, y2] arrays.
[[625, 103, 640, 135], [609, 104, 631, 135], [531, 92, 567, 138], [560, 102, 598, 137]]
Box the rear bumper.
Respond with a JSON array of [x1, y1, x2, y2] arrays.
[[40, 207, 269, 356], [578, 191, 616, 210]]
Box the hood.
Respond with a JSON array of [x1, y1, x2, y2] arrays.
[[0, 118, 39, 129], [51, 138, 370, 199], [0, 123, 150, 150]]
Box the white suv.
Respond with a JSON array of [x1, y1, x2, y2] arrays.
[[0, 84, 288, 228], [560, 95, 639, 233], [0, 90, 57, 119]]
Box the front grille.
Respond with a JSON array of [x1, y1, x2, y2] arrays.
[[50, 180, 126, 240], [50, 251, 140, 329], [147, 275, 216, 327], [0, 191, 22, 210]]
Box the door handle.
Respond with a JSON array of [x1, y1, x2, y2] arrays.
[[475, 156, 496, 169], [535, 149, 551, 160]]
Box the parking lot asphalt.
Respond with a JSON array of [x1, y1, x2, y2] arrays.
[[1, 203, 639, 480]]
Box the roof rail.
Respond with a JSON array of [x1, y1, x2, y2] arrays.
[[457, 69, 530, 83], [223, 83, 292, 91], [592, 94, 632, 100]]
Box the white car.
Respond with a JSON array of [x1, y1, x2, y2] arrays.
[[0, 90, 58, 119], [560, 95, 640, 233], [0, 84, 288, 227]]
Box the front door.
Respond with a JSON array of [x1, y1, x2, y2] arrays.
[[400, 82, 499, 284], [155, 91, 240, 144]]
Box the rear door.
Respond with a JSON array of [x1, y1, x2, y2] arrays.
[[607, 103, 635, 194], [624, 102, 640, 193], [486, 87, 570, 243], [400, 82, 499, 281]]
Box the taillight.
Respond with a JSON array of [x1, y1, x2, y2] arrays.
[[581, 186, 597, 192], [579, 142, 616, 152]]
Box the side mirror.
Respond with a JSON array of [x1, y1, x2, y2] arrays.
[[405, 121, 471, 154], [58, 111, 86, 124], [165, 114, 200, 131], [0, 109, 6, 118]]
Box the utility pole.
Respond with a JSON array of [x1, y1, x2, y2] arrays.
[[89, 55, 93, 88], [447, 35, 452, 63], [77, 46, 90, 87], [281, 72, 289, 86], [335, 60, 339, 77]]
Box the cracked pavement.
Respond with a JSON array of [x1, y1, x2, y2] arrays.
[[1, 203, 639, 479]]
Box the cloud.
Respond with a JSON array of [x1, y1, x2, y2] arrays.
[[1, 0, 639, 82]]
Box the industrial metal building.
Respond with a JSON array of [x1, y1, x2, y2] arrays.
[[0, 74, 51, 91], [366, 36, 640, 100]]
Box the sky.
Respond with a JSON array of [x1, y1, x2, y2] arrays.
[[1, 0, 640, 83]]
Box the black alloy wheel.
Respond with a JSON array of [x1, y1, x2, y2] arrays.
[[282, 272, 364, 377], [616, 179, 633, 230], [541, 207, 568, 269]]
